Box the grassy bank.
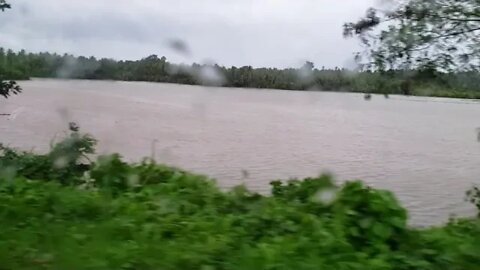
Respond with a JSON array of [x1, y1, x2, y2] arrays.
[[1, 127, 479, 269]]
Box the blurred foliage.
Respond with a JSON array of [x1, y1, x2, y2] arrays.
[[0, 0, 10, 11], [0, 1, 21, 99], [467, 186, 480, 214], [0, 79, 21, 98], [0, 124, 96, 184], [1, 48, 480, 99], [0, 128, 480, 269], [344, 0, 480, 71]]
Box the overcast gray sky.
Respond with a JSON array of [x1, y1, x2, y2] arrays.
[[0, 0, 375, 68]]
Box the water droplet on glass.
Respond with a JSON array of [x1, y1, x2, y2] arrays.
[[53, 156, 69, 169], [313, 188, 336, 204], [0, 166, 17, 183], [127, 174, 140, 187], [168, 39, 191, 56], [196, 64, 225, 86]]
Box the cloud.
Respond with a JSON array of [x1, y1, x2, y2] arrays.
[[0, 0, 374, 68]]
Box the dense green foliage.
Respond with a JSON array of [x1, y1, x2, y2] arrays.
[[2, 48, 480, 99], [1, 127, 479, 269], [345, 0, 480, 71]]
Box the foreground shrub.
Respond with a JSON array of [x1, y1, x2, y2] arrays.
[[0, 174, 479, 270], [0, 123, 96, 184], [0, 129, 479, 269]]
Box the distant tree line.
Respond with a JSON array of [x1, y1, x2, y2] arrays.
[[2, 48, 480, 98]]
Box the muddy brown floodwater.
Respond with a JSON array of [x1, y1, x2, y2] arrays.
[[1, 78, 480, 225]]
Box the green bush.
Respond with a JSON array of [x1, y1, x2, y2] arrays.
[[0, 129, 479, 269], [0, 124, 96, 184], [467, 186, 480, 215]]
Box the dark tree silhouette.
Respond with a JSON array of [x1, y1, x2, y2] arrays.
[[0, 0, 10, 10]]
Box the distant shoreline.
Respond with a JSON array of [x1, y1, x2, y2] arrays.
[[23, 77, 480, 102], [2, 48, 480, 100]]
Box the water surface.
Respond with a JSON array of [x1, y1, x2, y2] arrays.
[[1, 79, 479, 225]]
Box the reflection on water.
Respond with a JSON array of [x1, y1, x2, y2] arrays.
[[2, 78, 480, 225]]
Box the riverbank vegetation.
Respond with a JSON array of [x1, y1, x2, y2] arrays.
[[0, 2, 21, 99], [2, 48, 480, 99], [1, 126, 480, 269]]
